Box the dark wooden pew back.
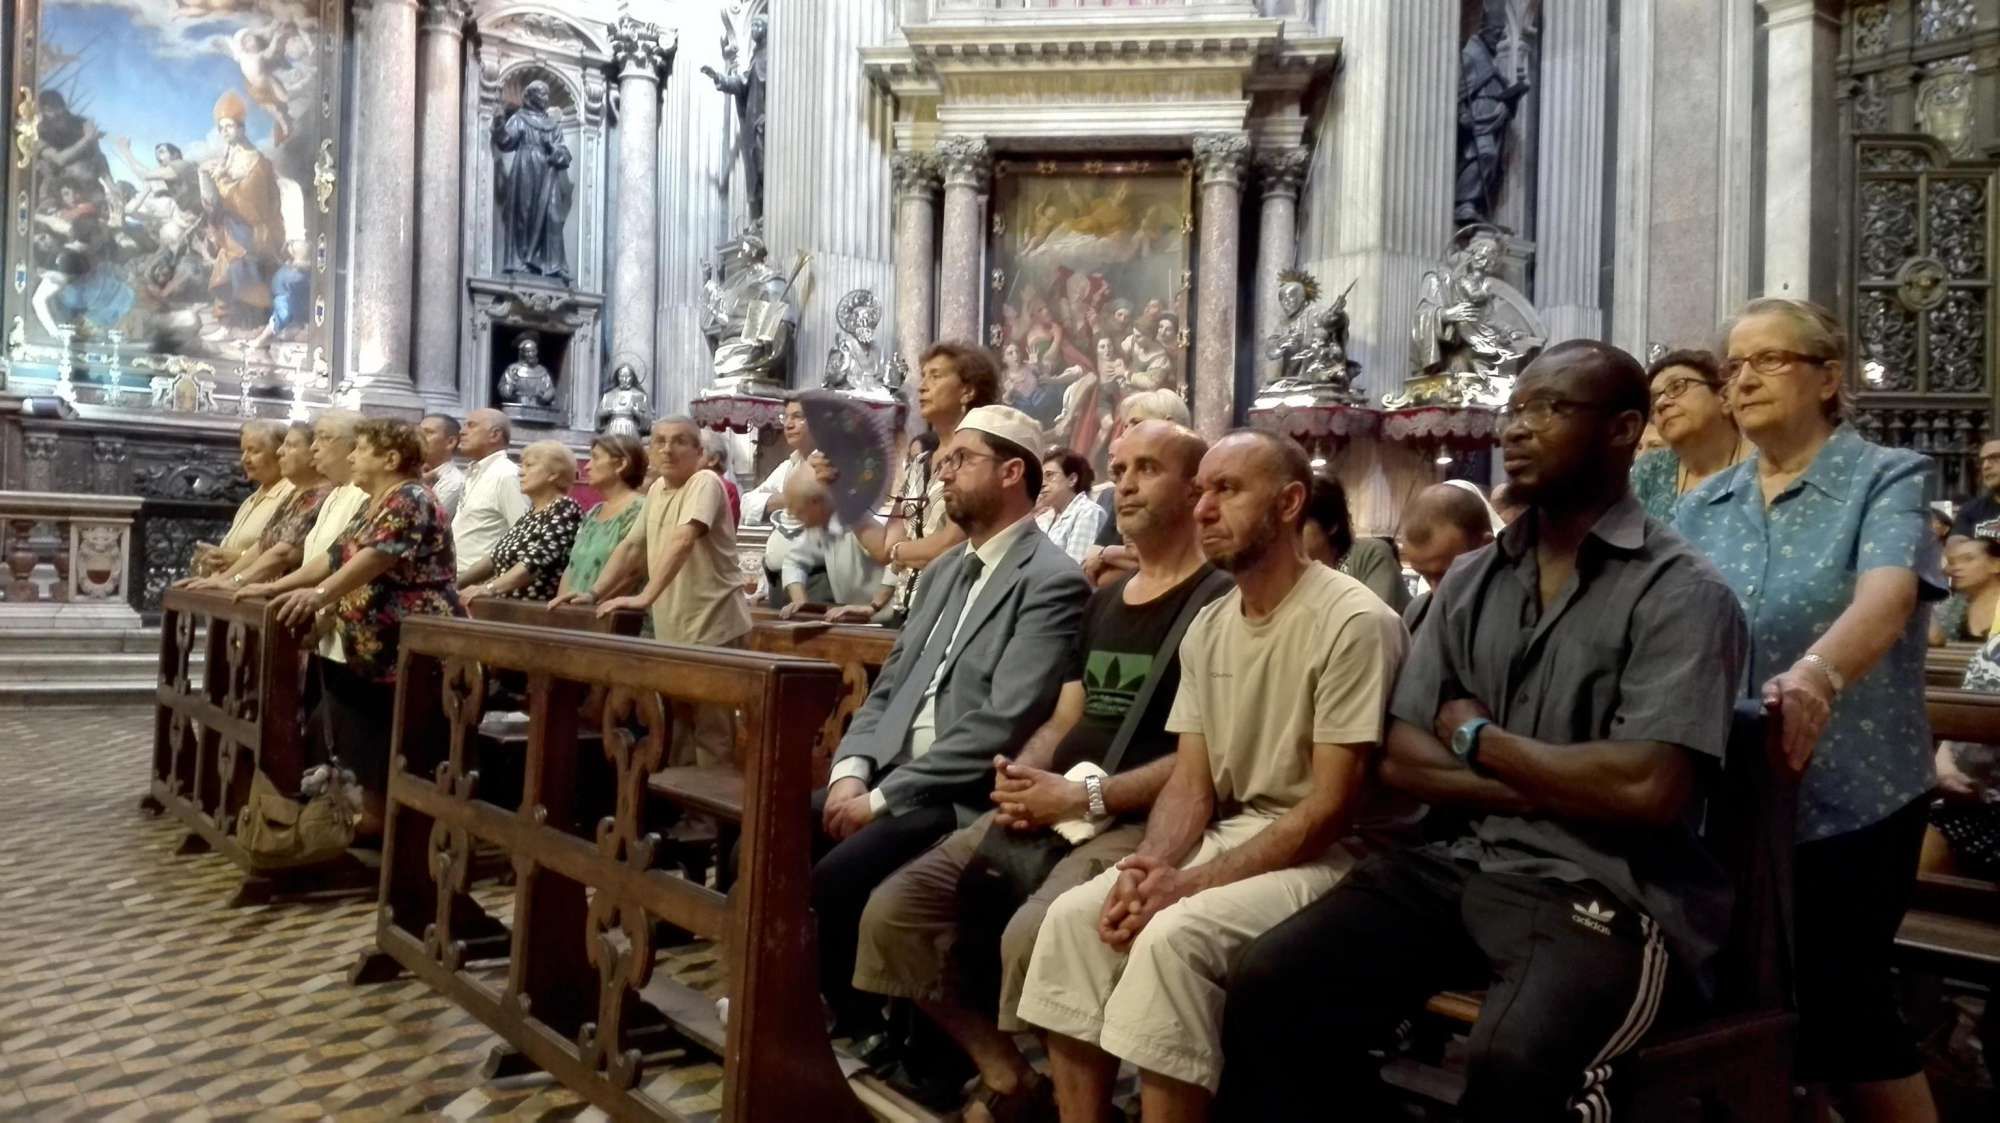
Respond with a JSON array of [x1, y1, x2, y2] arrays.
[[371, 616, 867, 1123], [149, 587, 310, 902]]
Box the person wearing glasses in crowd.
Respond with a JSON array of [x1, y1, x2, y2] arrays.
[[1674, 297, 1944, 1123], [1949, 438, 2000, 541], [1628, 349, 1748, 520]]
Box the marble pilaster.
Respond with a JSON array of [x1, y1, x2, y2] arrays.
[[654, 0, 732, 416], [935, 136, 992, 346], [1253, 148, 1309, 387], [1193, 132, 1250, 439], [1534, 0, 1609, 344], [892, 152, 943, 379], [1757, 0, 1842, 304], [348, 0, 424, 411], [412, 0, 469, 407], [609, 18, 673, 397], [1296, 0, 1457, 400]]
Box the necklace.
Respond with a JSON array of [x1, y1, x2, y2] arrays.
[[1677, 434, 1750, 495]]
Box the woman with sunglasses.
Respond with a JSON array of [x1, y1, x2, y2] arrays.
[[1673, 298, 1944, 1123], [1628, 349, 1748, 520]]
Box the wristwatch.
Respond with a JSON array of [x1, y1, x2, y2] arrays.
[[1451, 717, 1492, 769], [1083, 774, 1107, 819]]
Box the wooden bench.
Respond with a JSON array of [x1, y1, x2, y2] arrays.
[[147, 586, 361, 906], [363, 616, 869, 1123], [1384, 700, 1798, 1119], [1926, 643, 1978, 689]]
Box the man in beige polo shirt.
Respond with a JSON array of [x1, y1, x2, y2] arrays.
[[556, 415, 751, 764], [1015, 429, 1409, 1121]]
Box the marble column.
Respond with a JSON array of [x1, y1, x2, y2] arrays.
[[1296, 0, 1457, 400], [935, 136, 991, 346], [609, 19, 672, 397], [1534, 0, 1609, 344], [348, 0, 424, 411], [412, 0, 469, 408], [1253, 148, 1309, 387], [892, 152, 942, 378], [1757, 0, 1842, 303], [1193, 132, 1250, 439]]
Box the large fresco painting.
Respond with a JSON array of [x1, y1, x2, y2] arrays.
[[5, 0, 342, 393], [987, 158, 1193, 469]]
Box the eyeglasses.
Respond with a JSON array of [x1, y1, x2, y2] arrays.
[[935, 449, 1001, 475], [1651, 375, 1719, 410], [1720, 349, 1830, 382], [1497, 398, 1617, 432]]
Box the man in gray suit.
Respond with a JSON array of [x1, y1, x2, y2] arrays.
[[814, 404, 1091, 1051]]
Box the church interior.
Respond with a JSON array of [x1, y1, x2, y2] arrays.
[[1, 0, 1998, 1120]]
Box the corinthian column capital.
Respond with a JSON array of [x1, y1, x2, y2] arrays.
[[1254, 147, 1310, 200], [417, 0, 470, 36], [891, 151, 943, 200], [936, 136, 993, 192], [1193, 132, 1252, 190], [611, 17, 676, 83]]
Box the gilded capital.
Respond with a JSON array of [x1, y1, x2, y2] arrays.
[[1254, 147, 1310, 199], [892, 151, 943, 199], [936, 136, 993, 192], [1193, 132, 1252, 189], [611, 17, 675, 82]]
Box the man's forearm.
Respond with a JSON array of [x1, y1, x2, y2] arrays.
[[1134, 766, 1211, 867], [1013, 711, 1081, 772], [589, 541, 640, 599], [635, 537, 695, 605], [1381, 720, 1537, 815], [1477, 730, 1692, 827], [1102, 755, 1175, 817]]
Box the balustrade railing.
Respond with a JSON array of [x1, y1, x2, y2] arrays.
[[0, 491, 143, 625]]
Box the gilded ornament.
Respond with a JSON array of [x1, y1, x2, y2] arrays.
[[313, 139, 337, 214], [13, 88, 38, 170]]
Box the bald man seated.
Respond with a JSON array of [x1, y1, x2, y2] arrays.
[[451, 408, 529, 583], [1398, 482, 1500, 630]]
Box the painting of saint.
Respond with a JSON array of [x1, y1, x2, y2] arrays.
[[7, 0, 339, 379], [989, 161, 1193, 469]]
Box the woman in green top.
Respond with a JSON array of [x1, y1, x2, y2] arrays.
[[1630, 349, 1750, 520], [1302, 472, 1409, 611], [556, 434, 647, 598]]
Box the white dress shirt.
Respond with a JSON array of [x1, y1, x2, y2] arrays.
[[742, 451, 806, 571], [1036, 495, 1106, 564], [831, 514, 1037, 814], [427, 461, 467, 519], [452, 449, 529, 580]]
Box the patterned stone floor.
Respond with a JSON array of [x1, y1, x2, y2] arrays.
[[0, 706, 726, 1122]]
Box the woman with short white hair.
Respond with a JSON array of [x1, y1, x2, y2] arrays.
[[460, 440, 583, 603]]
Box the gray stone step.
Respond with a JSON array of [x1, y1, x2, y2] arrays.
[[0, 651, 195, 682], [0, 627, 162, 655], [0, 678, 159, 708]]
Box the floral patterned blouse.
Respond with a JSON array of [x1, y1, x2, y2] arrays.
[[1629, 447, 1683, 521], [259, 482, 332, 551], [565, 494, 644, 594], [1674, 425, 1946, 841], [328, 481, 463, 683], [489, 495, 583, 601]]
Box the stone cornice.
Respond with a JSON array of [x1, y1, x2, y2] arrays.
[[863, 25, 1338, 96]]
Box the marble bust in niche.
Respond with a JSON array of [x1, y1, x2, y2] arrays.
[[496, 333, 564, 426]]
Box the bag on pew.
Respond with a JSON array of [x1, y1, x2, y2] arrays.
[[235, 765, 359, 871]]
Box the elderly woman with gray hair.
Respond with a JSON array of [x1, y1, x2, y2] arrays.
[[460, 440, 584, 603], [191, 419, 295, 576], [1673, 297, 1944, 1122]]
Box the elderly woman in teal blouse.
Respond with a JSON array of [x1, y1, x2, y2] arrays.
[[1674, 298, 1944, 1123], [1628, 349, 1748, 520]]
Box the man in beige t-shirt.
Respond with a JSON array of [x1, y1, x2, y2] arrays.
[[1016, 430, 1408, 1118], [557, 416, 752, 764]]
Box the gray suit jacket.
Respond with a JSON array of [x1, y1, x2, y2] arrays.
[[834, 523, 1090, 822]]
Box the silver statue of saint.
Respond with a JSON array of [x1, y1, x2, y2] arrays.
[[497, 334, 557, 408], [1260, 270, 1363, 406], [597, 363, 652, 438], [1390, 227, 1546, 409]]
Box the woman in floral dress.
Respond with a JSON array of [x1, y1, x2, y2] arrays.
[[270, 418, 462, 835]]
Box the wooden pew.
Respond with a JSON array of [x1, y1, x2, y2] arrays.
[[149, 586, 356, 906], [1927, 643, 1978, 689], [1383, 701, 1798, 1119], [1896, 692, 2000, 987], [365, 616, 869, 1123]]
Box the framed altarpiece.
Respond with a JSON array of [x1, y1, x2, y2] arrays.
[[2, 0, 346, 406], [986, 157, 1194, 470]]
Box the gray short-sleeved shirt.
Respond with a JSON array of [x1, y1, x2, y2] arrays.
[[1391, 494, 1749, 988]]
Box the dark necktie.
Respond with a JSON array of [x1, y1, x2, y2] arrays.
[[875, 553, 986, 754]]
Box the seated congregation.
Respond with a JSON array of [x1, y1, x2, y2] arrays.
[[171, 300, 1954, 1123]]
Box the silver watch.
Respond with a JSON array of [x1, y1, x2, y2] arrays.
[[1084, 774, 1107, 819]]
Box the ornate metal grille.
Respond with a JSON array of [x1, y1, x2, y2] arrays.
[[1848, 136, 1996, 497]]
